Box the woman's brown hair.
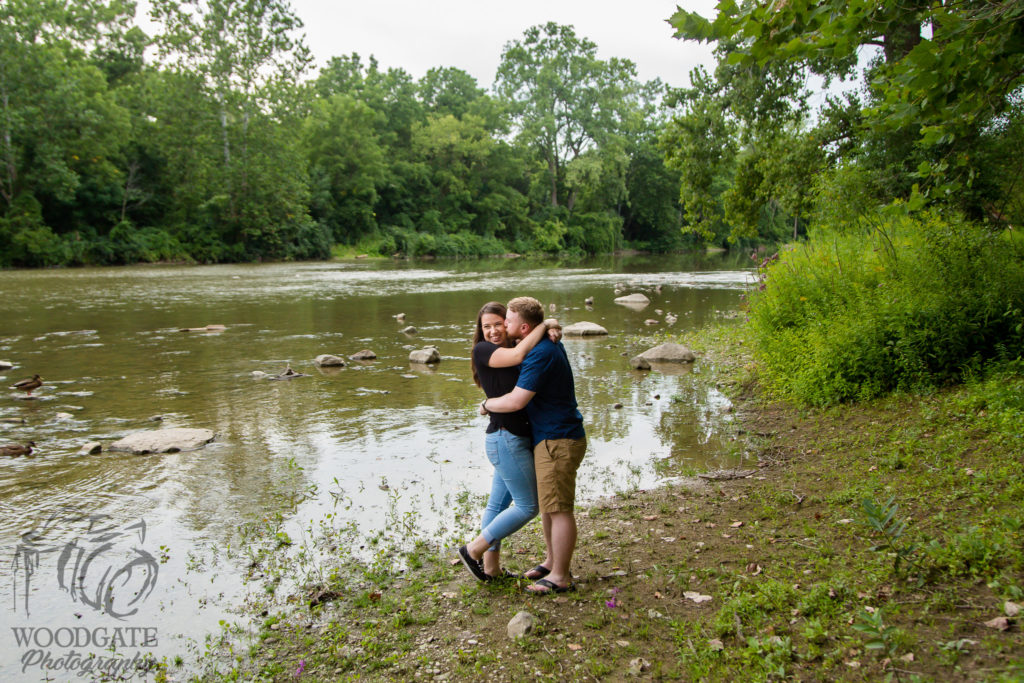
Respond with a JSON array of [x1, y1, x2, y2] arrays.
[[471, 301, 507, 387]]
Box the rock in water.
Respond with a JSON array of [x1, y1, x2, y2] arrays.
[[314, 354, 345, 367], [79, 442, 102, 455], [349, 349, 377, 360], [507, 611, 536, 638], [614, 293, 650, 305], [562, 322, 609, 336], [401, 326, 418, 334], [409, 348, 441, 364], [637, 343, 696, 363], [109, 428, 215, 455], [630, 356, 651, 370]]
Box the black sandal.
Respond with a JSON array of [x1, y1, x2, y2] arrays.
[[527, 578, 576, 594], [522, 564, 551, 580]]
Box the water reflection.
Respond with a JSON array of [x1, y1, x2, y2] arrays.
[[0, 254, 751, 676]]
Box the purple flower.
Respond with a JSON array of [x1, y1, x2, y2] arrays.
[[295, 660, 306, 677]]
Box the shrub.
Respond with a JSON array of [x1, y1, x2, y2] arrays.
[[748, 210, 1024, 405]]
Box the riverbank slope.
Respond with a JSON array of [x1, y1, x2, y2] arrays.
[[187, 325, 1024, 682]]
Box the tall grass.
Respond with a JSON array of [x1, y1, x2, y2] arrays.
[[747, 210, 1024, 405]]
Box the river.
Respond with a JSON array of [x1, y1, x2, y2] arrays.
[[0, 253, 753, 679]]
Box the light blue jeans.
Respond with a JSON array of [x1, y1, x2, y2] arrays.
[[480, 429, 538, 551]]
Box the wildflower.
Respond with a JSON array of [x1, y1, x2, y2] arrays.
[[295, 659, 305, 677]]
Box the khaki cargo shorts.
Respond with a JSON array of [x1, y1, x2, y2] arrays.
[[534, 437, 587, 513]]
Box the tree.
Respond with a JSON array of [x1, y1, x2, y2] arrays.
[[495, 23, 652, 211], [149, 0, 320, 258], [0, 0, 137, 265], [669, 0, 1024, 207], [303, 95, 386, 243]]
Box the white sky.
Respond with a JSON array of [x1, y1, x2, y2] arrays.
[[281, 0, 719, 90]]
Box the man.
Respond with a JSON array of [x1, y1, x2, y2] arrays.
[[481, 296, 586, 593]]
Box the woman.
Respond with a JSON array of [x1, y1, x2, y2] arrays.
[[457, 301, 559, 581]]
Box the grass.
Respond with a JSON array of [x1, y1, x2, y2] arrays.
[[177, 323, 1024, 682]]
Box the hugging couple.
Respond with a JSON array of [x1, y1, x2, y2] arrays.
[[458, 296, 587, 594]]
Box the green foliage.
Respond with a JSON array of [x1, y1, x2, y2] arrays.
[[747, 211, 1024, 405], [668, 0, 1024, 222], [851, 608, 901, 658], [861, 497, 921, 577], [0, 11, 697, 268]]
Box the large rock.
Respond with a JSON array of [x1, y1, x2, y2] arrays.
[[314, 354, 345, 367], [109, 428, 215, 455], [409, 348, 441, 364], [79, 442, 102, 455], [630, 356, 651, 370], [637, 343, 696, 363], [0, 360, 13, 370], [563, 322, 609, 336], [349, 349, 377, 360], [507, 611, 536, 639], [614, 293, 650, 306]]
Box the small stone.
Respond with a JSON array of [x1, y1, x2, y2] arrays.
[[401, 326, 418, 334], [628, 657, 650, 675], [562, 321, 609, 336], [644, 319, 658, 325], [55, 412, 73, 421], [613, 403, 624, 409], [314, 354, 345, 367], [507, 611, 536, 639], [349, 349, 377, 360], [0, 360, 13, 370], [409, 348, 441, 364], [1006, 601, 1021, 617], [79, 442, 102, 455], [984, 616, 1011, 631]]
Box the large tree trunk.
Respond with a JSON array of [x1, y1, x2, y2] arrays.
[[0, 70, 15, 208], [548, 155, 558, 207], [882, 2, 926, 63]]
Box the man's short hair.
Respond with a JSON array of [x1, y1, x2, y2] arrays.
[[507, 296, 544, 326]]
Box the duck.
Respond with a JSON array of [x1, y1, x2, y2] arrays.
[[11, 375, 42, 396], [0, 441, 35, 457], [271, 364, 306, 380]]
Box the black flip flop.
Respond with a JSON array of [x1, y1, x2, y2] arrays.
[[522, 564, 551, 580], [458, 545, 489, 582], [527, 578, 576, 594], [483, 568, 520, 582]]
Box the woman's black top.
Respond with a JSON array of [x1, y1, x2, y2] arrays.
[[473, 341, 532, 438]]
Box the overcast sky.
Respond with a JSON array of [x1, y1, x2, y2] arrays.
[[285, 0, 720, 90]]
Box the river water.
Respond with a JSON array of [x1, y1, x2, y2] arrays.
[[0, 253, 752, 679]]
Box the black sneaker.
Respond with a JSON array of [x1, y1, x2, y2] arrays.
[[458, 545, 489, 582]]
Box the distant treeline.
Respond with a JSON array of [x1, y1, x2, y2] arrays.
[[2, 1, 1021, 272], [0, 2, 714, 267]]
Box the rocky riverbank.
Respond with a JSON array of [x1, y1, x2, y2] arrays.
[[181, 325, 1024, 682]]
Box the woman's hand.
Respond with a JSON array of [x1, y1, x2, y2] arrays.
[[544, 318, 562, 343]]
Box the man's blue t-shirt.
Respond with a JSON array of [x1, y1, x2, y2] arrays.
[[515, 337, 585, 446]]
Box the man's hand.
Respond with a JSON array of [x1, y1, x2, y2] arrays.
[[544, 318, 562, 343]]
